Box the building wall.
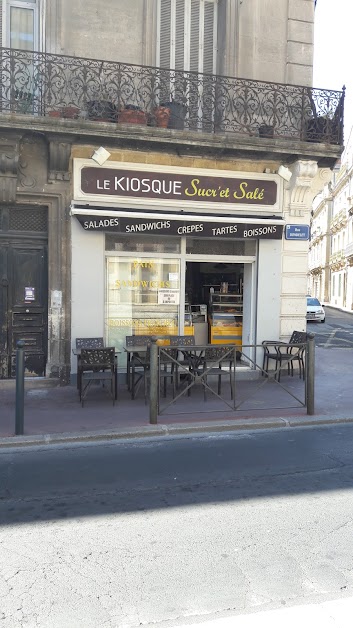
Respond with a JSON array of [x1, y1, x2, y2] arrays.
[[43, 0, 314, 86], [237, 0, 314, 85]]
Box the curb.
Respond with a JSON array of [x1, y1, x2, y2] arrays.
[[1, 414, 353, 449]]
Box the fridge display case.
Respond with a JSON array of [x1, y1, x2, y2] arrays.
[[209, 293, 243, 346], [184, 304, 195, 336]]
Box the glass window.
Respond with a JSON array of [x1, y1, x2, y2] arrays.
[[105, 256, 180, 366], [10, 6, 35, 50], [105, 234, 180, 253]]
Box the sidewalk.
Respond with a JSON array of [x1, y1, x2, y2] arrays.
[[1, 346, 352, 447]]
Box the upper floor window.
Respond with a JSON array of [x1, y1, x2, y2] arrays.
[[3, 0, 39, 50], [158, 0, 218, 74]]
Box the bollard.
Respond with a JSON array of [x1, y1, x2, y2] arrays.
[[149, 336, 158, 424], [306, 332, 315, 415], [15, 340, 25, 435]]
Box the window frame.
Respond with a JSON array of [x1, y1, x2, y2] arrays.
[[3, 0, 39, 50]]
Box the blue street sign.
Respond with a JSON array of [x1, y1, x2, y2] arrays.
[[285, 224, 310, 241]]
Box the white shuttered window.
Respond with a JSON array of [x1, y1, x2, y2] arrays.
[[158, 0, 218, 75]]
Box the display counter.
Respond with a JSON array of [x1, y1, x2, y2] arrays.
[[208, 293, 243, 346]]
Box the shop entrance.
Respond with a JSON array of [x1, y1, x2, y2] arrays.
[[185, 262, 245, 346]]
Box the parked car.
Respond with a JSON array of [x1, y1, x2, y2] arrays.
[[306, 296, 325, 323]]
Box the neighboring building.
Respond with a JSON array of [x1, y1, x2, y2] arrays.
[[0, 0, 344, 382], [308, 183, 333, 302], [309, 129, 353, 310]]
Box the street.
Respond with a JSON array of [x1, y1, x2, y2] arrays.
[[2, 425, 353, 627], [310, 306, 353, 348]]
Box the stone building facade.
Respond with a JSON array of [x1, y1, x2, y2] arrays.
[[0, 0, 344, 382]]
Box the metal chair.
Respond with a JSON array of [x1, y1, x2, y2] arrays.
[[142, 344, 177, 403], [201, 346, 235, 400], [170, 335, 196, 395], [75, 337, 104, 393], [262, 331, 307, 381], [125, 336, 151, 399], [79, 347, 117, 406]]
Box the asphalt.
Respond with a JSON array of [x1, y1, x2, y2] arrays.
[[0, 342, 352, 448]]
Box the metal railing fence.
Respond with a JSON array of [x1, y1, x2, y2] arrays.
[[0, 47, 344, 144]]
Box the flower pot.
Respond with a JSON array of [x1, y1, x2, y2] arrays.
[[259, 124, 274, 138], [61, 106, 80, 119], [153, 106, 171, 128], [48, 110, 62, 118], [160, 101, 186, 129], [87, 100, 117, 122], [118, 109, 147, 125]]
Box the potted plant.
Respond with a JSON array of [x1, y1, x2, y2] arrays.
[[61, 106, 80, 119], [305, 114, 337, 143], [160, 99, 187, 129], [87, 100, 117, 122], [12, 88, 34, 114], [259, 124, 274, 138], [118, 104, 147, 125], [48, 110, 62, 118], [153, 105, 171, 128]]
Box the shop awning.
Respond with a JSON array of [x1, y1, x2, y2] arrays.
[[70, 205, 285, 240]]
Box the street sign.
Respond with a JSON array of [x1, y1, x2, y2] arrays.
[[285, 224, 310, 241]]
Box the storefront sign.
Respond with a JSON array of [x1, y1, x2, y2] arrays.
[[80, 167, 278, 206], [76, 214, 284, 240], [285, 225, 310, 241]]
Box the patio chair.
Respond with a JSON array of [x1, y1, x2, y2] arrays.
[[131, 343, 177, 403], [262, 331, 307, 381], [169, 335, 196, 395], [125, 335, 151, 395], [75, 337, 104, 393], [201, 346, 235, 400], [80, 347, 117, 406]]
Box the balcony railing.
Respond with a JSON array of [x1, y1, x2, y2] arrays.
[[0, 47, 344, 145], [329, 249, 345, 265]]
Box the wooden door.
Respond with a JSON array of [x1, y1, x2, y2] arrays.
[[0, 240, 48, 378]]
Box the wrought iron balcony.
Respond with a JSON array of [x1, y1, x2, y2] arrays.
[[0, 47, 345, 145]]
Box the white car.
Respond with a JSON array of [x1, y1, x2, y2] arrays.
[[306, 296, 325, 323]]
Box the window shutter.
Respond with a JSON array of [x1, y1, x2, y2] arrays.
[[190, 0, 200, 72], [160, 0, 172, 68], [0, 1, 3, 48], [158, 0, 217, 73], [203, 1, 215, 74], [175, 0, 185, 70]]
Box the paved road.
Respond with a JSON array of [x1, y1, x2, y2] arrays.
[[2, 426, 353, 627], [308, 306, 353, 348]]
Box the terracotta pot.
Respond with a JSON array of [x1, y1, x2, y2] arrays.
[[48, 110, 62, 118], [61, 106, 80, 119], [118, 109, 147, 125], [154, 106, 170, 128]]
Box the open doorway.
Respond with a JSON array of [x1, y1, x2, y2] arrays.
[[185, 262, 245, 347]]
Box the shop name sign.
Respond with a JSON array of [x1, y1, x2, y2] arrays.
[[80, 167, 278, 206], [76, 214, 283, 240]]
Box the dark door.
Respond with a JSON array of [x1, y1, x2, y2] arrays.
[[0, 242, 48, 378]]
